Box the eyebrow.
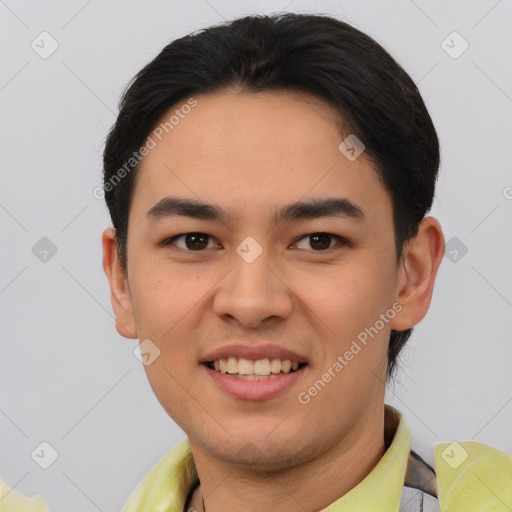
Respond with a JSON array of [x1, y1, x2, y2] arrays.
[[146, 195, 365, 225]]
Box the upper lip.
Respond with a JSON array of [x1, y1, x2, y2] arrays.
[[200, 344, 309, 364]]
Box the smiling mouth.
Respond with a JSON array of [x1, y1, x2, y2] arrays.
[[205, 357, 308, 380]]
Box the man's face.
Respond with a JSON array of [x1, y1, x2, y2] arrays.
[[122, 90, 401, 468]]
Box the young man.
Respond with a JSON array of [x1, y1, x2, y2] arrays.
[[100, 12, 510, 512], [2, 11, 509, 512]]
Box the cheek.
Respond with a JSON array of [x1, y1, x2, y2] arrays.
[[301, 260, 395, 341], [130, 261, 194, 334], [129, 261, 209, 370], [302, 265, 394, 402]]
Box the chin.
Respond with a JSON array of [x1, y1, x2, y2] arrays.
[[201, 429, 313, 472]]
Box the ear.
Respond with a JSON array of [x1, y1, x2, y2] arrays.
[[102, 227, 138, 339], [390, 216, 445, 331]]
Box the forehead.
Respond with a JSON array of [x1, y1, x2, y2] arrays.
[[131, 89, 391, 225]]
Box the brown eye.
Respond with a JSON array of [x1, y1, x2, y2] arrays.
[[184, 233, 209, 250], [309, 233, 332, 250], [164, 232, 214, 251], [294, 233, 347, 251]]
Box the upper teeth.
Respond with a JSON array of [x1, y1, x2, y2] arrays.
[[212, 357, 301, 375]]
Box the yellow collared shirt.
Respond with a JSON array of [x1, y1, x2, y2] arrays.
[[1, 405, 511, 511]]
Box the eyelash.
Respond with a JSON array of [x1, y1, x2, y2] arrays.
[[161, 232, 350, 252]]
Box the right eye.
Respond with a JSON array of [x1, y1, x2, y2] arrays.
[[162, 232, 219, 251]]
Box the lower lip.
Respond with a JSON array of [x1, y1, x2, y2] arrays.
[[202, 364, 308, 400]]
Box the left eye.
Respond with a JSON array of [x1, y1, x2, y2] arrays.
[[293, 233, 347, 251]]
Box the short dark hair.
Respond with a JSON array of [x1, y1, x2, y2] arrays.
[[102, 12, 440, 379]]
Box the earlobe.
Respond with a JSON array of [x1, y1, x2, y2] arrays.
[[101, 227, 138, 339], [390, 216, 445, 332]]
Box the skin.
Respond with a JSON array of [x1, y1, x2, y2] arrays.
[[102, 89, 445, 512]]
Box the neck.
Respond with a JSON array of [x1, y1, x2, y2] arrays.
[[188, 403, 387, 512]]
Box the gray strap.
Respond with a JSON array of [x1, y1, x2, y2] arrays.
[[399, 486, 440, 512]]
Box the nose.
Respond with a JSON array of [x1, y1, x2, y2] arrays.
[[213, 243, 293, 329]]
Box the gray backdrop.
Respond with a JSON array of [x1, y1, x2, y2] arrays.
[[1, 0, 511, 510]]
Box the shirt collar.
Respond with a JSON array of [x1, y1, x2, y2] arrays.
[[122, 404, 411, 512], [318, 404, 410, 511]]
